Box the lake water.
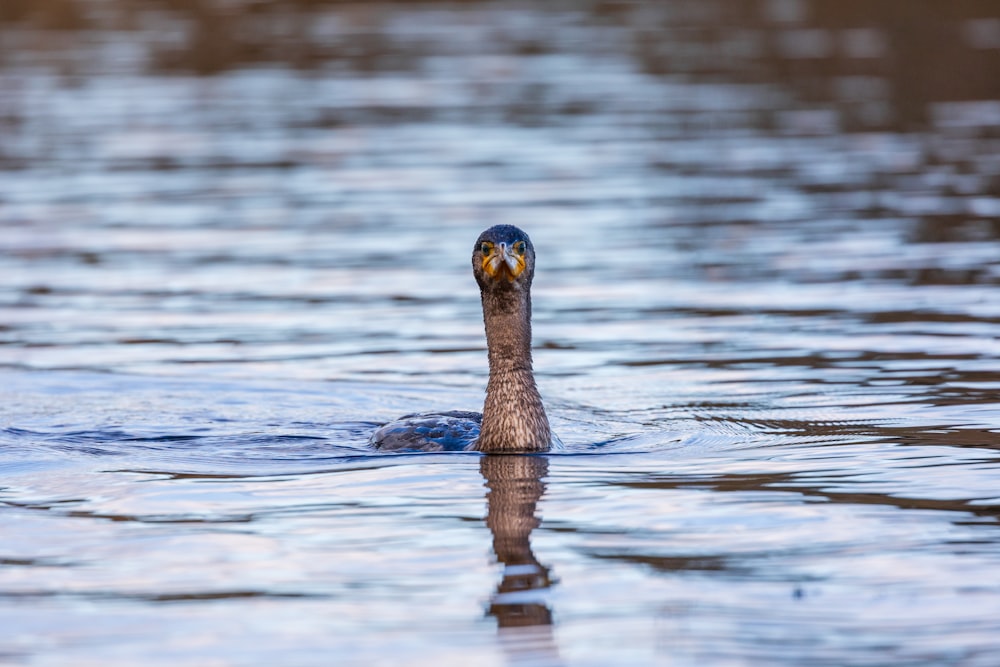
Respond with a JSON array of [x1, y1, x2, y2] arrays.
[[2, 1, 1000, 665]]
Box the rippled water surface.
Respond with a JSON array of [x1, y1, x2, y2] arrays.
[[3, 1, 1000, 665]]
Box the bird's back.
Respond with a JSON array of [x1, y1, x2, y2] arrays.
[[369, 411, 482, 452]]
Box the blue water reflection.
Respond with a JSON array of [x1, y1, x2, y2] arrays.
[[2, 1, 1000, 665]]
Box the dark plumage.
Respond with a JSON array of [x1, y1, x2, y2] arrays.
[[369, 225, 557, 453]]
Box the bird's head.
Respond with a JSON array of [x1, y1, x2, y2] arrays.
[[472, 225, 536, 293]]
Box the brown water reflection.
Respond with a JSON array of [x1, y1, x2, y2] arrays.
[[481, 455, 563, 664], [3, 0, 1000, 131], [482, 455, 555, 629]]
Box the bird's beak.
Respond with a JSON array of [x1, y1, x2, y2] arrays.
[[482, 243, 526, 281]]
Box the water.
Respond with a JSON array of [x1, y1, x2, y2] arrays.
[[2, 1, 1000, 664]]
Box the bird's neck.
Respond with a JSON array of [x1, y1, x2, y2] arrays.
[[477, 288, 552, 453], [483, 288, 533, 372]]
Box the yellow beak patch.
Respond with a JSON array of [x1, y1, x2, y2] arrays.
[[481, 243, 526, 281]]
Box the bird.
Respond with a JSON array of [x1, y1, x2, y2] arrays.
[[369, 224, 558, 453]]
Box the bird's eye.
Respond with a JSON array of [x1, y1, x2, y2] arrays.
[[480, 242, 492, 255], [514, 241, 526, 255]]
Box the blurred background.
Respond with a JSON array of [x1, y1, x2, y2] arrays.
[[2, 0, 999, 390]]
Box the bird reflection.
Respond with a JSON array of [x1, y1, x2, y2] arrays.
[[480, 454, 560, 662]]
